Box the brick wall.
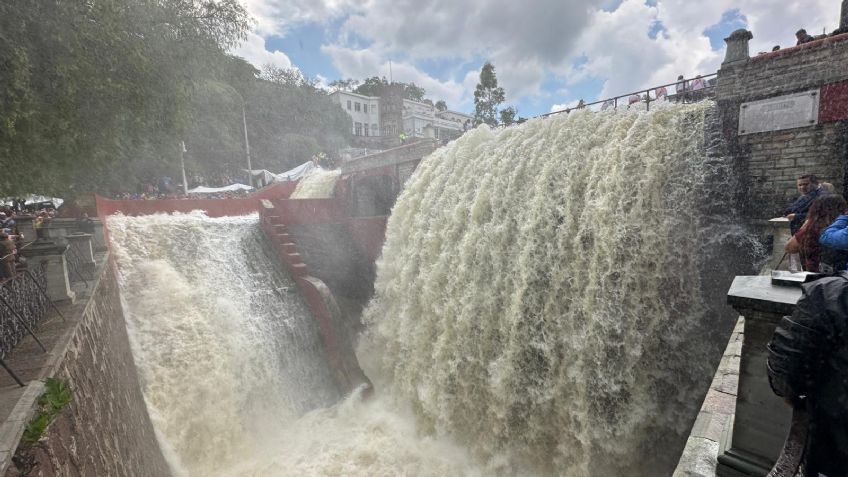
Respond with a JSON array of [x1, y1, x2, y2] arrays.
[[717, 33, 848, 219]]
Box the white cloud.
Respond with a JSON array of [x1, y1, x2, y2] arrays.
[[237, 0, 842, 113], [240, 0, 359, 36], [321, 44, 468, 108], [232, 31, 295, 70]]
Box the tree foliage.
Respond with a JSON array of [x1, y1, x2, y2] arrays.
[[499, 106, 518, 126], [353, 77, 426, 102], [473, 62, 506, 127], [0, 0, 350, 197], [435, 100, 448, 112]]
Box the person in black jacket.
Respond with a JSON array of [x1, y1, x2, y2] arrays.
[[784, 174, 826, 235], [768, 274, 848, 476]]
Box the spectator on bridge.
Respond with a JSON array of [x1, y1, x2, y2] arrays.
[[628, 94, 641, 106], [675, 75, 688, 100], [785, 195, 847, 272], [785, 174, 825, 235], [796, 29, 816, 45], [0, 212, 15, 234], [767, 274, 848, 476], [655, 86, 668, 100], [601, 99, 615, 111]]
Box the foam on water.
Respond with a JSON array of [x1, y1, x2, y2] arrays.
[[108, 211, 488, 476], [361, 101, 752, 475], [290, 168, 340, 199]]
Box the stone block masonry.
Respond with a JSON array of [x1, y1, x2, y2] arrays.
[[741, 123, 843, 215], [2, 257, 171, 477], [717, 32, 848, 220]]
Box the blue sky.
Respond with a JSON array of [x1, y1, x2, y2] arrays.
[[234, 0, 840, 117]]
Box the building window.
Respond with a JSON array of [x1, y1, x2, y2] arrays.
[[364, 124, 370, 136], [363, 104, 368, 113], [355, 122, 362, 136], [355, 102, 361, 112], [372, 123, 378, 136], [347, 100, 351, 110]]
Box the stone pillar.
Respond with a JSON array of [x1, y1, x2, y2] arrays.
[[716, 276, 800, 477], [19, 241, 76, 304], [842, 0, 848, 31], [66, 233, 96, 278], [13, 216, 36, 243], [723, 29, 753, 66], [41, 218, 78, 246], [90, 219, 107, 251]]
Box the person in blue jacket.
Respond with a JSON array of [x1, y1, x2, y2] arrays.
[[821, 212, 848, 250]]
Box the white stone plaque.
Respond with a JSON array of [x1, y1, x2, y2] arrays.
[[738, 89, 820, 135]]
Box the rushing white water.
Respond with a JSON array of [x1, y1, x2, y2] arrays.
[[108, 102, 754, 477], [291, 168, 340, 199], [362, 101, 753, 476], [108, 212, 488, 476]]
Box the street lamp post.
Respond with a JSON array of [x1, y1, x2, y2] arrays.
[[241, 104, 252, 187], [215, 82, 253, 188]]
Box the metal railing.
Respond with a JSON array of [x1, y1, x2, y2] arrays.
[[65, 245, 92, 287], [0, 266, 48, 382], [540, 72, 719, 118]]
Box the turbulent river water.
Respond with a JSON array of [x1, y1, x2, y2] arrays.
[[109, 101, 757, 476]]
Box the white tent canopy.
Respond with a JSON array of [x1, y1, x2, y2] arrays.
[[274, 161, 316, 182], [1, 195, 64, 207], [187, 183, 254, 194]]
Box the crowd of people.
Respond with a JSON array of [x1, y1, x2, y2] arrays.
[[587, 73, 712, 113], [0, 204, 56, 280], [111, 173, 253, 200], [759, 27, 844, 55], [765, 173, 848, 475]]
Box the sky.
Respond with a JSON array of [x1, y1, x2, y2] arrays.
[[232, 0, 841, 117]]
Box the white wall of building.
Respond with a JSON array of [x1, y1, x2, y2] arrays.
[[330, 91, 473, 139]]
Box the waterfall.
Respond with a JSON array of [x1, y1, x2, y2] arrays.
[[109, 212, 487, 476], [290, 169, 340, 199], [361, 101, 758, 476], [107, 101, 759, 477], [108, 212, 340, 476]]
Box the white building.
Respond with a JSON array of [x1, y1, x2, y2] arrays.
[[329, 91, 382, 137], [329, 90, 473, 140]]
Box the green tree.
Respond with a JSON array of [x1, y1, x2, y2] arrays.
[[353, 76, 426, 101], [473, 62, 506, 127], [328, 78, 359, 91], [435, 100, 448, 112], [499, 106, 517, 126]]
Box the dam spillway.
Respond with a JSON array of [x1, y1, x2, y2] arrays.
[[106, 102, 757, 476]]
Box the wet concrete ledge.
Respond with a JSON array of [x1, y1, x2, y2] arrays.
[[673, 318, 743, 477]]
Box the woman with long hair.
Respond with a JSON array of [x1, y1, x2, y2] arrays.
[[786, 194, 848, 272]]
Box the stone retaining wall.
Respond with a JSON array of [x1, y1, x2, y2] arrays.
[[717, 33, 848, 219], [5, 259, 171, 477]]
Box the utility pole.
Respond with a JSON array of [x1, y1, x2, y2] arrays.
[[180, 141, 188, 194], [241, 104, 252, 188], [389, 59, 393, 83]]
